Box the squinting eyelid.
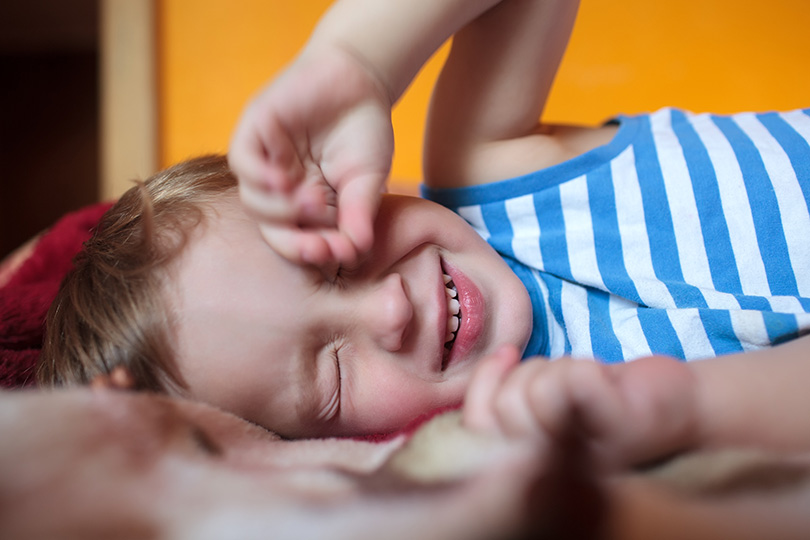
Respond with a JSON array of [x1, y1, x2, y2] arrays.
[[330, 341, 342, 396], [319, 342, 343, 421]]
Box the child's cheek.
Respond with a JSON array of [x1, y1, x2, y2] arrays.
[[350, 374, 464, 434]]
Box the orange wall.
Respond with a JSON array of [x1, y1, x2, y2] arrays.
[[159, 0, 810, 183]]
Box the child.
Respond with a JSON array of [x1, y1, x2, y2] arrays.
[[41, 0, 810, 465]]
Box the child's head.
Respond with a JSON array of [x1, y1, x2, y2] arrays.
[[39, 155, 237, 393], [40, 155, 532, 438]]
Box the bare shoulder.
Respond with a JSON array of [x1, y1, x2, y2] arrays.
[[424, 122, 619, 190]]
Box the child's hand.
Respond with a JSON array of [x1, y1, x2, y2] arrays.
[[462, 346, 700, 470], [229, 47, 394, 267]]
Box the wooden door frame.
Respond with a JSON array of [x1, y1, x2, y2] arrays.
[[100, 0, 158, 200]]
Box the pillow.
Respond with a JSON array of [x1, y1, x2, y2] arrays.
[[0, 203, 112, 388]]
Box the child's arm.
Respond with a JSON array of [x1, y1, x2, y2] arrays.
[[229, 0, 506, 266], [464, 335, 810, 470], [424, 0, 581, 189]]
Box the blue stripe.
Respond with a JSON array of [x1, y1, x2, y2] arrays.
[[712, 114, 798, 297], [540, 274, 571, 356], [480, 200, 516, 260], [533, 187, 572, 356], [508, 264, 549, 358], [698, 309, 744, 355], [735, 294, 776, 312], [758, 111, 810, 234], [761, 311, 800, 345], [635, 115, 708, 308], [587, 289, 624, 363], [534, 186, 573, 281], [635, 308, 686, 359], [482, 200, 560, 357], [670, 109, 742, 295], [587, 167, 643, 303]]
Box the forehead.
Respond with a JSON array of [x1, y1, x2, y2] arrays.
[[166, 197, 324, 425], [172, 198, 304, 311]]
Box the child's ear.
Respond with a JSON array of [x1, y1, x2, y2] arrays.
[[90, 366, 135, 391]]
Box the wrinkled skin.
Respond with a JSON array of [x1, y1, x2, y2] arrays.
[[2, 388, 810, 540]]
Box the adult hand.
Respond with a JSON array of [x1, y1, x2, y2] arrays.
[[229, 47, 394, 267]]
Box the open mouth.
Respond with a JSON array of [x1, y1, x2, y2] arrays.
[[442, 272, 461, 370]]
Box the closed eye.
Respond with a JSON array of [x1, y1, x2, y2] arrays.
[[317, 344, 342, 421]]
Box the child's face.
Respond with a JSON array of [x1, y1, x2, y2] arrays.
[[170, 194, 532, 437]]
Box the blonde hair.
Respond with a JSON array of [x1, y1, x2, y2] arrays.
[[38, 155, 237, 391]]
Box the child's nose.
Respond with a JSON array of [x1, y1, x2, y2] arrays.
[[357, 273, 413, 352]]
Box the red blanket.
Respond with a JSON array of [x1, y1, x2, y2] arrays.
[[0, 203, 112, 388]]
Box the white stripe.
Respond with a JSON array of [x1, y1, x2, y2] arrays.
[[692, 114, 770, 296], [768, 295, 806, 314], [560, 280, 592, 358], [666, 309, 715, 360], [611, 146, 677, 308], [559, 175, 605, 290], [728, 309, 771, 351], [796, 312, 810, 330], [505, 194, 543, 270], [735, 113, 810, 296], [694, 288, 740, 310], [457, 205, 490, 241], [649, 110, 716, 293], [780, 109, 810, 142], [607, 295, 651, 360]]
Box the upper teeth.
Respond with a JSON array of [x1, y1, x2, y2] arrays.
[[444, 273, 460, 345]]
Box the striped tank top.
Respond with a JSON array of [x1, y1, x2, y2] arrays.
[[423, 108, 810, 362]]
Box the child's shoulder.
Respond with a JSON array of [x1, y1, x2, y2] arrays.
[[423, 122, 620, 191]]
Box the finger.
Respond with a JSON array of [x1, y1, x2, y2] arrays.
[[260, 224, 360, 268], [563, 361, 626, 440], [228, 111, 274, 184], [493, 358, 558, 439], [243, 105, 304, 193], [317, 230, 361, 267], [462, 344, 522, 434], [336, 173, 384, 254], [294, 177, 339, 228], [228, 138, 271, 188], [229, 107, 304, 194], [526, 360, 626, 467], [258, 224, 331, 266], [239, 184, 299, 223]]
